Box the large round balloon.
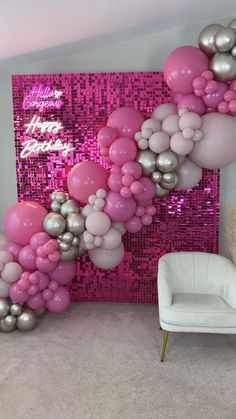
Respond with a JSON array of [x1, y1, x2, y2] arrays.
[[4, 201, 47, 246], [189, 112, 236, 169], [88, 243, 124, 269], [67, 161, 109, 204], [107, 107, 144, 139], [164, 46, 209, 94], [176, 158, 203, 189], [103, 191, 136, 222]]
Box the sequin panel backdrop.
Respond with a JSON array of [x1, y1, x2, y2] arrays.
[[12, 73, 219, 303]]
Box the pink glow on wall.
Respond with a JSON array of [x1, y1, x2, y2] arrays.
[[12, 72, 219, 303]]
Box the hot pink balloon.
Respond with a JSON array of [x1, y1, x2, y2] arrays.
[[121, 161, 142, 179], [97, 126, 118, 147], [27, 292, 45, 310], [108, 172, 123, 192], [104, 192, 136, 222], [67, 161, 109, 204], [102, 227, 122, 250], [125, 216, 142, 233], [6, 242, 22, 262], [49, 260, 76, 285], [134, 177, 155, 202], [37, 271, 50, 290], [189, 112, 236, 169], [4, 201, 47, 246], [36, 257, 58, 273], [177, 158, 203, 189], [46, 287, 71, 313], [177, 95, 206, 116], [18, 245, 37, 271], [109, 138, 137, 166], [107, 107, 144, 139], [203, 82, 227, 108], [164, 46, 209, 94], [88, 243, 124, 269], [30, 232, 51, 251], [130, 181, 143, 194], [1, 262, 23, 283], [10, 282, 29, 303]]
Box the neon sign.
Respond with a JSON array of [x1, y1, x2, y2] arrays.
[[20, 139, 75, 158], [22, 85, 64, 112], [25, 115, 63, 134]]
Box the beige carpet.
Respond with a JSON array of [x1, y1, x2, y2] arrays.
[[0, 303, 236, 419]]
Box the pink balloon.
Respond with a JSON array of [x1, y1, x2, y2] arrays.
[[4, 201, 47, 246], [125, 216, 142, 233], [134, 177, 155, 202], [6, 242, 22, 262], [30, 232, 51, 251], [37, 271, 50, 290], [189, 112, 236, 169], [107, 107, 144, 139], [102, 227, 122, 250], [49, 260, 76, 285], [120, 186, 132, 198], [109, 138, 137, 166], [162, 114, 180, 136], [67, 161, 109, 204], [108, 172, 123, 192], [164, 46, 209, 93], [36, 257, 58, 273], [229, 99, 236, 114], [9, 282, 29, 303], [130, 181, 143, 194], [0, 250, 13, 264], [121, 161, 142, 179], [177, 158, 202, 189], [0, 233, 10, 250], [27, 292, 45, 309], [203, 82, 227, 108], [85, 211, 111, 236], [170, 132, 194, 155], [97, 126, 118, 147], [1, 262, 23, 283], [177, 94, 206, 116], [46, 287, 71, 313], [104, 192, 136, 222], [0, 279, 10, 297], [18, 245, 37, 271], [88, 243, 124, 269], [142, 214, 152, 225], [149, 132, 170, 153]]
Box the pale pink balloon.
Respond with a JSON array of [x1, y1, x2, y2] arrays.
[[6, 242, 22, 262], [0, 278, 10, 297], [36, 257, 58, 273], [179, 112, 202, 130], [108, 172, 123, 192], [176, 158, 203, 189], [85, 211, 111, 236], [121, 161, 142, 179], [189, 112, 236, 169], [107, 107, 144, 139], [88, 243, 124, 269], [97, 126, 118, 147], [30, 232, 51, 251], [0, 250, 13, 264], [18, 245, 37, 271], [1, 262, 23, 283], [49, 260, 76, 285], [134, 177, 156, 202], [102, 227, 122, 250], [104, 192, 136, 222], [112, 222, 126, 236], [109, 138, 137, 166], [9, 282, 29, 303], [141, 118, 161, 132], [0, 232, 10, 250], [4, 201, 47, 246], [170, 132, 194, 155], [27, 292, 45, 309], [162, 114, 180, 136], [152, 104, 177, 121], [46, 287, 71, 313], [82, 204, 94, 217], [149, 132, 170, 153], [125, 216, 142, 233], [203, 82, 227, 108], [177, 95, 206, 116]]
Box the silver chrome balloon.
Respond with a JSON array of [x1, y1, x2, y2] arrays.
[[71, 236, 80, 246], [156, 150, 179, 173], [60, 199, 80, 217], [51, 201, 61, 212], [16, 309, 37, 331], [10, 303, 23, 317], [161, 172, 179, 190], [61, 246, 79, 261], [66, 213, 85, 235], [0, 298, 10, 319], [228, 18, 236, 31], [198, 23, 223, 57], [0, 318, 16, 333], [4, 314, 17, 328], [231, 45, 236, 58], [59, 241, 71, 252], [151, 171, 163, 183], [43, 213, 66, 237], [214, 27, 235, 52], [155, 184, 170, 198], [55, 192, 67, 204], [137, 150, 156, 175], [50, 191, 57, 201], [62, 232, 74, 243], [210, 52, 236, 81]]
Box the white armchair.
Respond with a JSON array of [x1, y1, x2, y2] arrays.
[[158, 252, 236, 361]]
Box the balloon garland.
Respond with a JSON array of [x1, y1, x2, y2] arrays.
[[1, 18, 236, 332]]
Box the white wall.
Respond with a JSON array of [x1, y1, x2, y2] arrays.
[[0, 19, 236, 255]]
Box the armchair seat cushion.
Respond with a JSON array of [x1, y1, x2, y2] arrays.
[[161, 294, 236, 328]]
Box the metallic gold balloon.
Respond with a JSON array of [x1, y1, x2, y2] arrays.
[[60, 199, 80, 217], [62, 232, 74, 243], [210, 52, 236, 81], [137, 150, 156, 175], [61, 246, 79, 261], [155, 184, 170, 198], [198, 23, 223, 57], [228, 18, 236, 31], [161, 172, 179, 190], [59, 241, 71, 252], [66, 213, 85, 235], [10, 303, 23, 317], [16, 309, 37, 331], [214, 27, 235, 52], [51, 201, 61, 212], [43, 213, 66, 237], [55, 192, 66, 204], [0, 318, 16, 333], [156, 150, 179, 173], [151, 171, 162, 183], [0, 298, 10, 319], [71, 236, 80, 246], [4, 314, 17, 328]]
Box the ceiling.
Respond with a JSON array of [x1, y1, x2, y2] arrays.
[[0, 0, 236, 61]]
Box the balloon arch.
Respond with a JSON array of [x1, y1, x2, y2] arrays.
[[0, 17, 236, 332]]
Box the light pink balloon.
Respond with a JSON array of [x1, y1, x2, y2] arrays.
[[0, 278, 10, 297], [152, 104, 177, 121], [46, 287, 71, 313], [125, 216, 142, 233], [121, 161, 142, 179], [88, 243, 124, 269], [49, 260, 76, 285], [149, 132, 170, 153], [18, 245, 37, 271], [9, 282, 29, 303], [162, 114, 180, 136], [203, 82, 227, 108], [170, 132, 194, 155], [108, 172, 123, 192], [1, 262, 23, 283], [107, 107, 144, 139], [102, 227, 122, 250], [30, 232, 51, 251], [109, 138, 137, 166], [6, 242, 22, 262], [4, 201, 47, 246], [189, 112, 236, 169], [0, 250, 13, 264], [97, 126, 118, 147], [141, 118, 161, 132], [179, 112, 202, 130], [177, 95, 206, 116], [134, 177, 156, 202], [27, 292, 45, 309], [112, 222, 126, 236], [104, 192, 136, 222], [0, 233, 10, 250], [176, 158, 203, 189], [85, 211, 111, 236]]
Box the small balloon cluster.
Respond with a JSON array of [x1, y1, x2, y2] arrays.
[[0, 297, 38, 333], [164, 17, 236, 116]]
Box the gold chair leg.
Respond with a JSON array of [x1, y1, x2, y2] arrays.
[[160, 331, 169, 362]]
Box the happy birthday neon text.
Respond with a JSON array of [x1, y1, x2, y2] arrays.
[[20, 139, 75, 158], [25, 115, 63, 134]]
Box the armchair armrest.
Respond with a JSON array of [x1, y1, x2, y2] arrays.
[[223, 262, 236, 309], [158, 256, 173, 310]]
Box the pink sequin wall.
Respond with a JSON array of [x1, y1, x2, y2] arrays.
[[12, 73, 219, 303]]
